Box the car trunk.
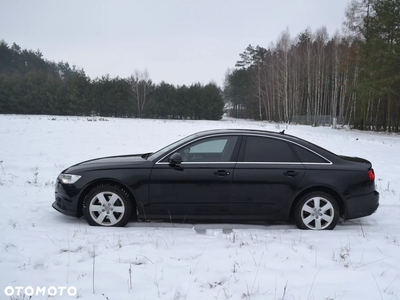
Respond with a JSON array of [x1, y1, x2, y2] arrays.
[[338, 155, 372, 168]]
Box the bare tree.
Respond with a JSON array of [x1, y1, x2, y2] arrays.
[[275, 28, 292, 123], [313, 27, 329, 121], [343, 0, 376, 40], [331, 31, 341, 127], [128, 69, 152, 117]]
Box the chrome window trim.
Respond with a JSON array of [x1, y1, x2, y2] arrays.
[[157, 161, 332, 165], [155, 132, 333, 165], [236, 162, 332, 165], [301, 162, 333, 165], [237, 162, 305, 165], [157, 162, 236, 165]]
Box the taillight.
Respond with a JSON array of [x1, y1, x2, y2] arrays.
[[368, 169, 375, 181]]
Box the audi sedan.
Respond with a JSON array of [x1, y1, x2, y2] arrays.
[[53, 129, 379, 230]]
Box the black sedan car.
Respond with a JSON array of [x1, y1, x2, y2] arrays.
[[53, 129, 379, 230]]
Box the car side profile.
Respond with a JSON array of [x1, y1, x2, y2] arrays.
[[53, 129, 379, 230]]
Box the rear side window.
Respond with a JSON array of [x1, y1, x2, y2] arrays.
[[244, 136, 297, 162], [292, 144, 329, 163]]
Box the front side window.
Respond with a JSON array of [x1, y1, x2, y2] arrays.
[[243, 136, 297, 162], [149, 133, 197, 160], [171, 136, 238, 162]]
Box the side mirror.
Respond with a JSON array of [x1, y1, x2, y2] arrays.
[[168, 152, 182, 165]]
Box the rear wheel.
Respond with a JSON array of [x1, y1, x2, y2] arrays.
[[83, 185, 132, 227], [294, 192, 339, 230]]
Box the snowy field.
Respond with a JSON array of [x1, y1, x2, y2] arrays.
[[1, 114, 400, 300]]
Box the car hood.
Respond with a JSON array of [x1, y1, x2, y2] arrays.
[[64, 154, 151, 173], [338, 155, 372, 167]]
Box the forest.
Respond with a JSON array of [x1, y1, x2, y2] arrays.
[[0, 47, 224, 120], [225, 0, 400, 131], [0, 0, 399, 130]]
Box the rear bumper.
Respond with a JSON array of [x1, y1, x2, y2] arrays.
[[345, 190, 379, 220]]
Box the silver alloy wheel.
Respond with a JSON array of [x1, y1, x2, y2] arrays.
[[300, 196, 334, 230], [88, 191, 125, 226]]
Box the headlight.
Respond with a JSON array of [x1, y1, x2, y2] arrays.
[[58, 174, 81, 184]]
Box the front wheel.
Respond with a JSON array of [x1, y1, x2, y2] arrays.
[[294, 192, 339, 230], [83, 185, 133, 227]]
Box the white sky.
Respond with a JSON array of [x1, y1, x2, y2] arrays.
[[1, 0, 350, 86]]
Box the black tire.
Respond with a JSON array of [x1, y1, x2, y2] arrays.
[[294, 192, 339, 230], [83, 185, 133, 227]]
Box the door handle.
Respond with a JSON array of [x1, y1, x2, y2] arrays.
[[283, 170, 299, 177], [213, 170, 230, 177]]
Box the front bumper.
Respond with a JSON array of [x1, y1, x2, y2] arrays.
[[345, 190, 379, 220], [52, 200, 77, 216], [53, 181, 80, 217]]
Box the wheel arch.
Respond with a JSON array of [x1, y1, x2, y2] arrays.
[[78, 179, 137, 218], [289, 186, 345, 220]]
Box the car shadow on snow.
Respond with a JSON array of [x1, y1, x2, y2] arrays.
[[55, 215, 374, 232], [125, 220, 295, 233], [125, 218, 377, 233]]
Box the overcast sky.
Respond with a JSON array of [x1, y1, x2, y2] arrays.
[[1, 0, 350, 86]]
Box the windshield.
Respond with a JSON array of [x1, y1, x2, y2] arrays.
[[148, 133, 198, 160]]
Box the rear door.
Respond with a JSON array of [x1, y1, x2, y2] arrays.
[[231, 135, 305, 216]]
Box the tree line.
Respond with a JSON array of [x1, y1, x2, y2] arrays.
[[224, 0, 400, 131], [1, 0, 399, 130], [0, 42, 224, 120]]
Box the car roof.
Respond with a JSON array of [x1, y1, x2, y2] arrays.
[[193, 128, 339, 160], [194, 128, 300, 142]]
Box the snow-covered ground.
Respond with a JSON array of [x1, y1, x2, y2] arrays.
[[1, 114, 399, 300]]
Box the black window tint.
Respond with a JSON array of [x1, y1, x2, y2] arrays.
[[244, 137, 297, 162], [292, 144, 328, 163]]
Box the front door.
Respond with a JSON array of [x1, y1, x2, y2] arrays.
[[148, 136, 239, 219]]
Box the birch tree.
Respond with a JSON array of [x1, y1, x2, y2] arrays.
[[275, 28, 292, 122], [128, 69, 153, 118]]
